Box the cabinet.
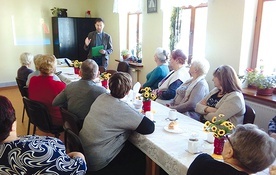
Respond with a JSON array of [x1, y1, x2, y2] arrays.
[[52, 17, 97, 61]]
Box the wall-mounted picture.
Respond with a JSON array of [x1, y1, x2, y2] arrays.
[[147, 0, 157, 13]]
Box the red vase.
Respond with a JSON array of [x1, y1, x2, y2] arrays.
[[74, 67, 80, 74], [142, 100, 151, 112], [101, 80, 108, 89], [213, 137, 225, 155]]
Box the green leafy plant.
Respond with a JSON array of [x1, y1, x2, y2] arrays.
[[51, 7, 67, 17], [254, 74, 275, 89]]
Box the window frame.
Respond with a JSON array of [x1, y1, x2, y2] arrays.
[[181, 3, 207, 63], [251, 0, 275, 69], [127, 12, 142, 57]]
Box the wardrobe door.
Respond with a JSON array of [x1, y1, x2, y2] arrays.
[[52, 17, 78, 60], [76, 18, 96, 61]]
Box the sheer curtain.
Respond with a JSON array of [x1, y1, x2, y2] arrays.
[[113, 0, 142, 13]]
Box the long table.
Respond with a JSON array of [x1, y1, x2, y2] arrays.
[[128, 100, 273, 175], [129, 101, 214, 175]]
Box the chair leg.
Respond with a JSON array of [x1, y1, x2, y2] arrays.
[[54, 133, 60, 138], [27, 119, 31, 135], [22, 106, 25, 123], [33, 126, 36, 135]]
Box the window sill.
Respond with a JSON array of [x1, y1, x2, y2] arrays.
[[242, 88, 276, 108]]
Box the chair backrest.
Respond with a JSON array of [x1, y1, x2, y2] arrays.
[[243, 104, 256, 124], [15, 77, 28, 97], [117, 61, 129, 73], [106, 69, 118, 76], [65, 128, 84, 153], [60, 107, 81, 135], [99, 66, 105, 74], [23, 97, 63, 135]]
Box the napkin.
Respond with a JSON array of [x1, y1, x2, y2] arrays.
[[132, 82, 141, 101], [133, 82, 141, 93]]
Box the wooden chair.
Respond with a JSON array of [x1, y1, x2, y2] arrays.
[[117, 61, 129, 73], [23, 97, 63, 138], [15, 77, 28, 123], [64, 128, 84, 153], [243, 104, 256, 124], [60, 107, 82, 147], [99, 66, 105, 74], [106, 69, 118, 76]]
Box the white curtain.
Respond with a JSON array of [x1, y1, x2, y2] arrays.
[[113, 0, 143, 13], [161, 0, 208, 10]]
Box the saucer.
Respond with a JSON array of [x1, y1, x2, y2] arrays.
[[164, 126, 184, 134]]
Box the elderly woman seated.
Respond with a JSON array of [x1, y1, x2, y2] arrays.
[[155, 49, 190, 105], [28, 54, 66, 126], [168, 59, 210, 121], [187, 124, 276, 175], [142, 47, 169, 90]]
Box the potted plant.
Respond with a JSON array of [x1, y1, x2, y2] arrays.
[[244, 68, 258, 89], [121, 49, 131, 60], [51, 7, 68, 17], [254, 74, 275, 96]]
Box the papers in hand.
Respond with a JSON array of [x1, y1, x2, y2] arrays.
[[92, 45, 104, 57]]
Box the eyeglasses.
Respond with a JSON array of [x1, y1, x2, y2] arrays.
[[225, 134, 235, 151]]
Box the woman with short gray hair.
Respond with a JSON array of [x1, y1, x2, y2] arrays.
[[17, 52, 34, 81], [168, 59, 210, 121], [142, 47, 169, 89], [188, 124, 276, 175]]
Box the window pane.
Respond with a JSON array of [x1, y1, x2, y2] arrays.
[[176, 9, 191, 56], [257, 1, 276, 74], [128, 14, 137, 55], [193, 7, 208, 59]]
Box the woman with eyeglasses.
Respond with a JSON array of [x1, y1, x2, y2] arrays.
[[195, 65, 245, 126], [142, 47, 170, 90], [187, 124, 276, 175]]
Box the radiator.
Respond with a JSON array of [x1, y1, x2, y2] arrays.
[[245, 100, 276, 132]]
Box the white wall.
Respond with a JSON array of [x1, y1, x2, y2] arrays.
[[0, 0, 96, 87], [0, 0, 258, 88]]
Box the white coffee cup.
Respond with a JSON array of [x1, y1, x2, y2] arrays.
[[188, 139, 201, 154], [145, 111, 154, 121], [206, 132, 214, 143], [169, 109, 177, 121]]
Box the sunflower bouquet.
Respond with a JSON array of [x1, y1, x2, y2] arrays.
[[100, 72, 111, 81], [203, 114, 235, 138], [140, 87, 157, 101], [72, 60, 82, 68]]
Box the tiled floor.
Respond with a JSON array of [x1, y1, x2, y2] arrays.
[[0, 86, 64, 141]]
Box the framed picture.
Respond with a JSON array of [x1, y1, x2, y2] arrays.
[[147, 0, 157, 13]]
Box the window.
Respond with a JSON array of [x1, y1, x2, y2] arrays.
[[175, 4, 207, 61], [127, 13, 142, 58], [252, 0, 276, 75]]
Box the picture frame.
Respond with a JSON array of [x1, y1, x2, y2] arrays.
[[147, 0, 157, 13]]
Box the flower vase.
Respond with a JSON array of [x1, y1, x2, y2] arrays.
[[213, 137, 225, 155], [74, 67, 80, 74], [101, 79, 108, 89], [142, 100, 151, 112]]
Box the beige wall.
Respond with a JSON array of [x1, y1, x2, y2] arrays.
[[0, 0, 258, 88]]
